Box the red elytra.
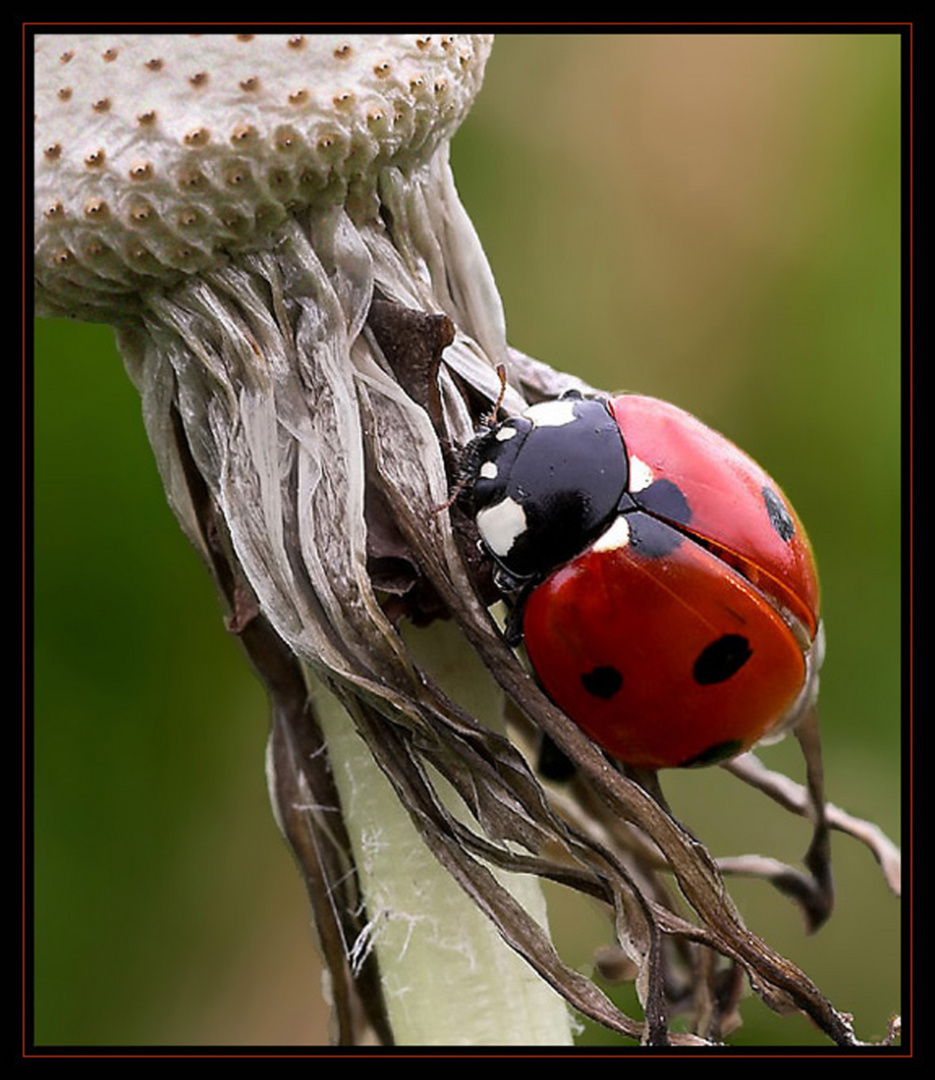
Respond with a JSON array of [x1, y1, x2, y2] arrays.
[[608, 396, 819, 639], [521, 395, 820, 770]]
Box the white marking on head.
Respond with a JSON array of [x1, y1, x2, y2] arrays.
[[479, 461, 498, 480], [477, 497, 527, 558], [525, 399, 578, 428], [496, 424, 519, 441], [628, 455, 654, 493], [591, 515, 631, 553]]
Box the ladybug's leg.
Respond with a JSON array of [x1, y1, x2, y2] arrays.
[[536, 733, 577, 782], [501, 578, 537, 647], [622, 764, 674, 817]]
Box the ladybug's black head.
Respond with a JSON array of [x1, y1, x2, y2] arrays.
[[462, 394, 630, 585]]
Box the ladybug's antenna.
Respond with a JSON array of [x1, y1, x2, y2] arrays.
[[432, 474, 470, 516], [432, 364, 509, 516], [480, 364, 508, 430]]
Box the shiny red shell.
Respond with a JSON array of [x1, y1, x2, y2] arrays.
[[521, 395, 820, 770]]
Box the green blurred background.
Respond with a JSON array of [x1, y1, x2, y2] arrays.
[[32, 33, 902, 1047]]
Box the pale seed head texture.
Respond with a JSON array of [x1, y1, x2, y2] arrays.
[[35, 33, 492, 319]]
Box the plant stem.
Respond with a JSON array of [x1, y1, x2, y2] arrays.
[[312, 618, 573, 1046]]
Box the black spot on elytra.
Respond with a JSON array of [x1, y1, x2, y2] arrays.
[[679, 739, 744, 768], [763, 486, 795, 543], [635, 477, 692, 526], [581, 665, 623, 699], [627, 512, 683, 559], [693, 634, 752, 685]]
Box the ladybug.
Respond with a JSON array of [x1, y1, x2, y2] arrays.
[[462, 390, 823, 770]]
